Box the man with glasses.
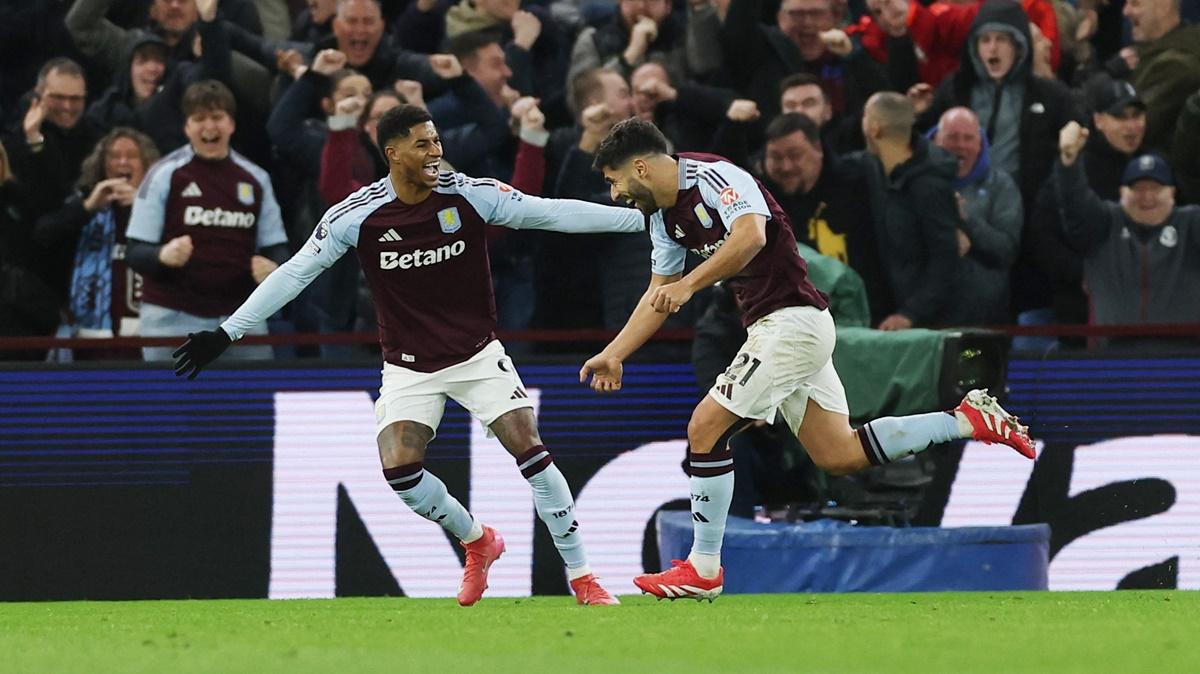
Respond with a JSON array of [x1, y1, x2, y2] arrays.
[[5, 58, 102, 225]]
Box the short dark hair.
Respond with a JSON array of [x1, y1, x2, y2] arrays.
[[181, 80, 237, 118], [765, 113, 821, 146], [779, 72, 823, 97], [36, 57, 85, 90], [448, 29, 503, 63], [591, 118, 669, 172], [375, 104, 433, 155]]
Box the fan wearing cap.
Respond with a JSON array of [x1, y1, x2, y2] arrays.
[[1054, 120, 1200, 340], [1026, 79, 1148, 332], [1086, 79, 1149, 188]]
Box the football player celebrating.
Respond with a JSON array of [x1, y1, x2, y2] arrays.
[[581, 118, 1035, 601], [174, 105, 643, 606]]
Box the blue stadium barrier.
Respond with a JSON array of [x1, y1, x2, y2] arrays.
[[656, 512, 1051, 593]]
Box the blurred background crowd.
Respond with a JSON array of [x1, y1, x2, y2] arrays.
[[1, 0, 1199, 361]]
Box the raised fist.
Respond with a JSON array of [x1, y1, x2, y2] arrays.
[[429, 54, 464, 79], [906, 82, 934, 115], [394, 79, 425, 108], [635, 77, 677, 106], [1058, 121, 1089, 166], [312, 49, 348, 76], [582, 103, 619, 135], [725, 99, 761, 122], [511, 10, 542, 50], [335, 95, 366, 117], [819, 29, 853, 57]]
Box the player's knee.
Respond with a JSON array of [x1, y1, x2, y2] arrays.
[[686, 415, 719, 454], [377, 421, 431, 468]]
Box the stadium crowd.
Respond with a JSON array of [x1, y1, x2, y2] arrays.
[[1, 0, 1199, 360]]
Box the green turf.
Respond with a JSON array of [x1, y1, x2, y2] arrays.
[[1, 591, 1195, 674]]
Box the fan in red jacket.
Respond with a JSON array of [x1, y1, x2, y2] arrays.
[[848, 0, 1059, 87]]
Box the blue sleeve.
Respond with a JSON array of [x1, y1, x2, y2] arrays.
[[254, 171, 288, 249], [649, 211, 686, 276], [126, 155, 177, 243], [696, 161, 771, 230], [221, 206, 358, 339], [452, 173, 645, 233], [232, 153, 289, 249]]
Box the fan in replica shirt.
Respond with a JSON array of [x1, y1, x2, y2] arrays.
[[172, 105, 646, 606], [580, 118, 1036, 602], [126, 81, 289, 362]]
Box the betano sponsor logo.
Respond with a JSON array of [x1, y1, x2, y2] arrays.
[[691, 231, 729, 259], [183, 205, 256, 228], [379, 240, 467, 269]]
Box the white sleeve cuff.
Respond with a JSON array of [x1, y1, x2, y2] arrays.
[[519, 127, 550, 147], [327, 113, 358, 131]]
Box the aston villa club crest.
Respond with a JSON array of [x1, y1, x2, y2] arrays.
[[237, 182, 254, 205], [437, 207, 461, 233], [694, 203, 714, 228]]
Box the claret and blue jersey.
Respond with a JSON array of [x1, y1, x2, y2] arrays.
[[127, 145, 288, 317], [221, 172, 644, 372], [650, 153, 828, 326]]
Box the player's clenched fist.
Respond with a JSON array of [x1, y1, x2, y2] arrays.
[[1059, 121, 1089, 166], [580, 353, 624, 392], [650, 280, 693, 313]]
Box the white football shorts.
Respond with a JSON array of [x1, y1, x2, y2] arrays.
[[708, 305, 849, 433], [375, 340, 534, 439]]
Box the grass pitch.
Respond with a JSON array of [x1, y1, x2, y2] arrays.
[[1, 591, 1194, 674]]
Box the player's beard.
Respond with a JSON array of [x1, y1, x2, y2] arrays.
[[626, 178, 658, 215]]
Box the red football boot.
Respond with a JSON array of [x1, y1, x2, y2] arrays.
[[955, 389, 1036, 459], [633, 559, 723, 602], [457, 526, 505, 606], [569, 574, 621, 605]]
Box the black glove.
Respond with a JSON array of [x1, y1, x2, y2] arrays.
[[172, 328, 233, 380]]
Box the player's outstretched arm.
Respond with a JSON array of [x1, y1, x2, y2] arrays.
[[171, 245, 334, 379], [580, 272, 679, 392], [523, 198, 644, 233]]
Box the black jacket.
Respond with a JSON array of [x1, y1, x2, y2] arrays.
[[755, 150, 889, 325], [85, 22, 234, 155], [3, 101, 102, 221], [1029, 131, 1141, 324], [0, 181, 60, 350], [853, 134, 961, 325], [720, 0, 885, 145]]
